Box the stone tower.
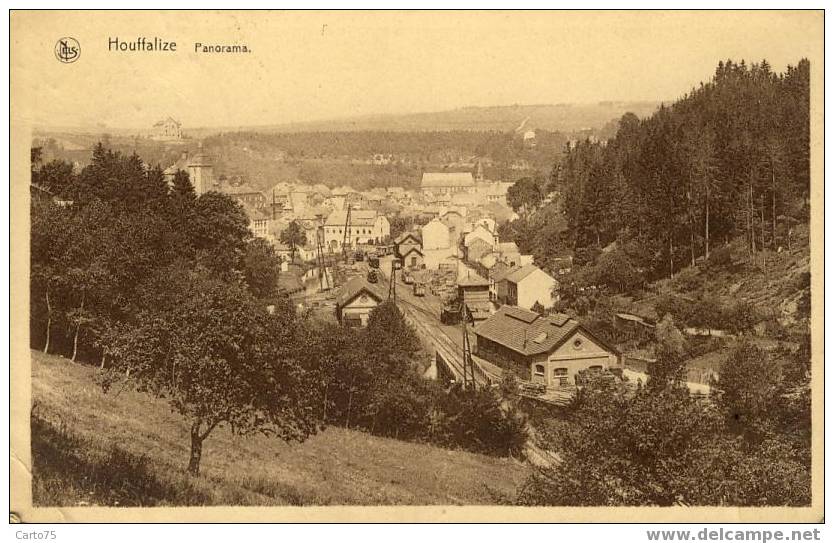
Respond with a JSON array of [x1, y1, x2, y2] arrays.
[[187, 143, 214, 195]]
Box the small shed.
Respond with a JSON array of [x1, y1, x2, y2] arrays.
[[457, 274, 492, 321], [335, 276, 386, 327]]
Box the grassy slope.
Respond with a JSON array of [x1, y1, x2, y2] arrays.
[[31, 350, 528, 506]]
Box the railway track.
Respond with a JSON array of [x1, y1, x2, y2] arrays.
[[396, 292, 495, 386]]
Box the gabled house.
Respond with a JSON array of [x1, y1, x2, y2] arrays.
[[474, 306, 621, 388], [440, 209, 467, 246], [464, 224, 496, 249], [335, 276, 386, 327], [394, 231, 422, 259], [497, 264, 558, 310], [400, 247, 424, 270], [464, 237, 494, 264]]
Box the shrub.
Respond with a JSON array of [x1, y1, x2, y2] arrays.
[[703, 244, 734, 272]]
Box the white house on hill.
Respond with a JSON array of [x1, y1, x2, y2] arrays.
[[496, 264, 558, 310]]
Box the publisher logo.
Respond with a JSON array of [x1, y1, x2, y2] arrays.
[[55, 37, 80, 63]]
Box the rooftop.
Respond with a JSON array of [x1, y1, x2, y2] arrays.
[[474, 306, 579, 357], [421, 172, 475, 188], [325, 209, 380, 227], [458, 274, 490, 288], [222, 184, 263, 196], [395, 231, 422, 244], [497, 241, 520, 254], [491, 262, 513, 282], [335, 276, 386, 307], [504, 264, 550, 284]]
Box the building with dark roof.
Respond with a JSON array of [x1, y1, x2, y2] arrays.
[[400, 246, 424, 269], [457, 273, 492, 321], [474, 306, 620, 388], [420, 172, 475, 195], [335, 276, 387, 327], [394, 231, 422, 259], [222, 184, 267, 209]]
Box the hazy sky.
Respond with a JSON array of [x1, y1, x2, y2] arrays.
[[11, 10, 823, 129]]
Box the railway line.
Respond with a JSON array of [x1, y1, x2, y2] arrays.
[[388, 273, 497, 387]]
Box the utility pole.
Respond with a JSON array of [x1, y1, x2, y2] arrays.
[[315, 226, 330, 292], [342, 206, 352, 264], [388, 259, 397, 303], [461, 303, 475, 390]]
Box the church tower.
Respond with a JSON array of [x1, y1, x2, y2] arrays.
[[475, 159, 484, 182], [187, 143, 215, 195]]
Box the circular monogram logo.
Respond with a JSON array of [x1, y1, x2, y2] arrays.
[[55, 37, 80, 63]]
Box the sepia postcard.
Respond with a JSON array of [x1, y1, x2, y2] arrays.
[[9, 10, 824, 523]]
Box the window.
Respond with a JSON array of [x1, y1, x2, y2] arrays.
[[589, 365, 603, 372], [573, 338, 583, 349], [534, 364, 545, 376], [343, 315, 362, 328], [553, 367, 568, 376]]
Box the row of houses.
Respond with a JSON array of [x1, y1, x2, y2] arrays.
[[420, 171, 514, 207]]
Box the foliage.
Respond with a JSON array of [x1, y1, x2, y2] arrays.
[[279, 220, 306, 261], [517, 384, 809, 506], [102, 267, 318, 474], [242, 238, 282, 299], [524, 59, 810, 281], [715, 341, 784, 437], [654, 293, 762, 332], [506, 176, 544, 214], [299, 303, 528, 457], [30, 144, 317, 475]]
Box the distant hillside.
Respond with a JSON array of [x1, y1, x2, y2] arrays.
[[191, 102, 663, 136]]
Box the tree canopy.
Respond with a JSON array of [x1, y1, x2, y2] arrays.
[[31, 144, 297, 474]]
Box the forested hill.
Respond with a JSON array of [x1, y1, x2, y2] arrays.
[[190, 101, 662, 136], [505, 59, 810, 287]]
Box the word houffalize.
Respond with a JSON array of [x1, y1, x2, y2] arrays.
[[108, 37, 251, 53]]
